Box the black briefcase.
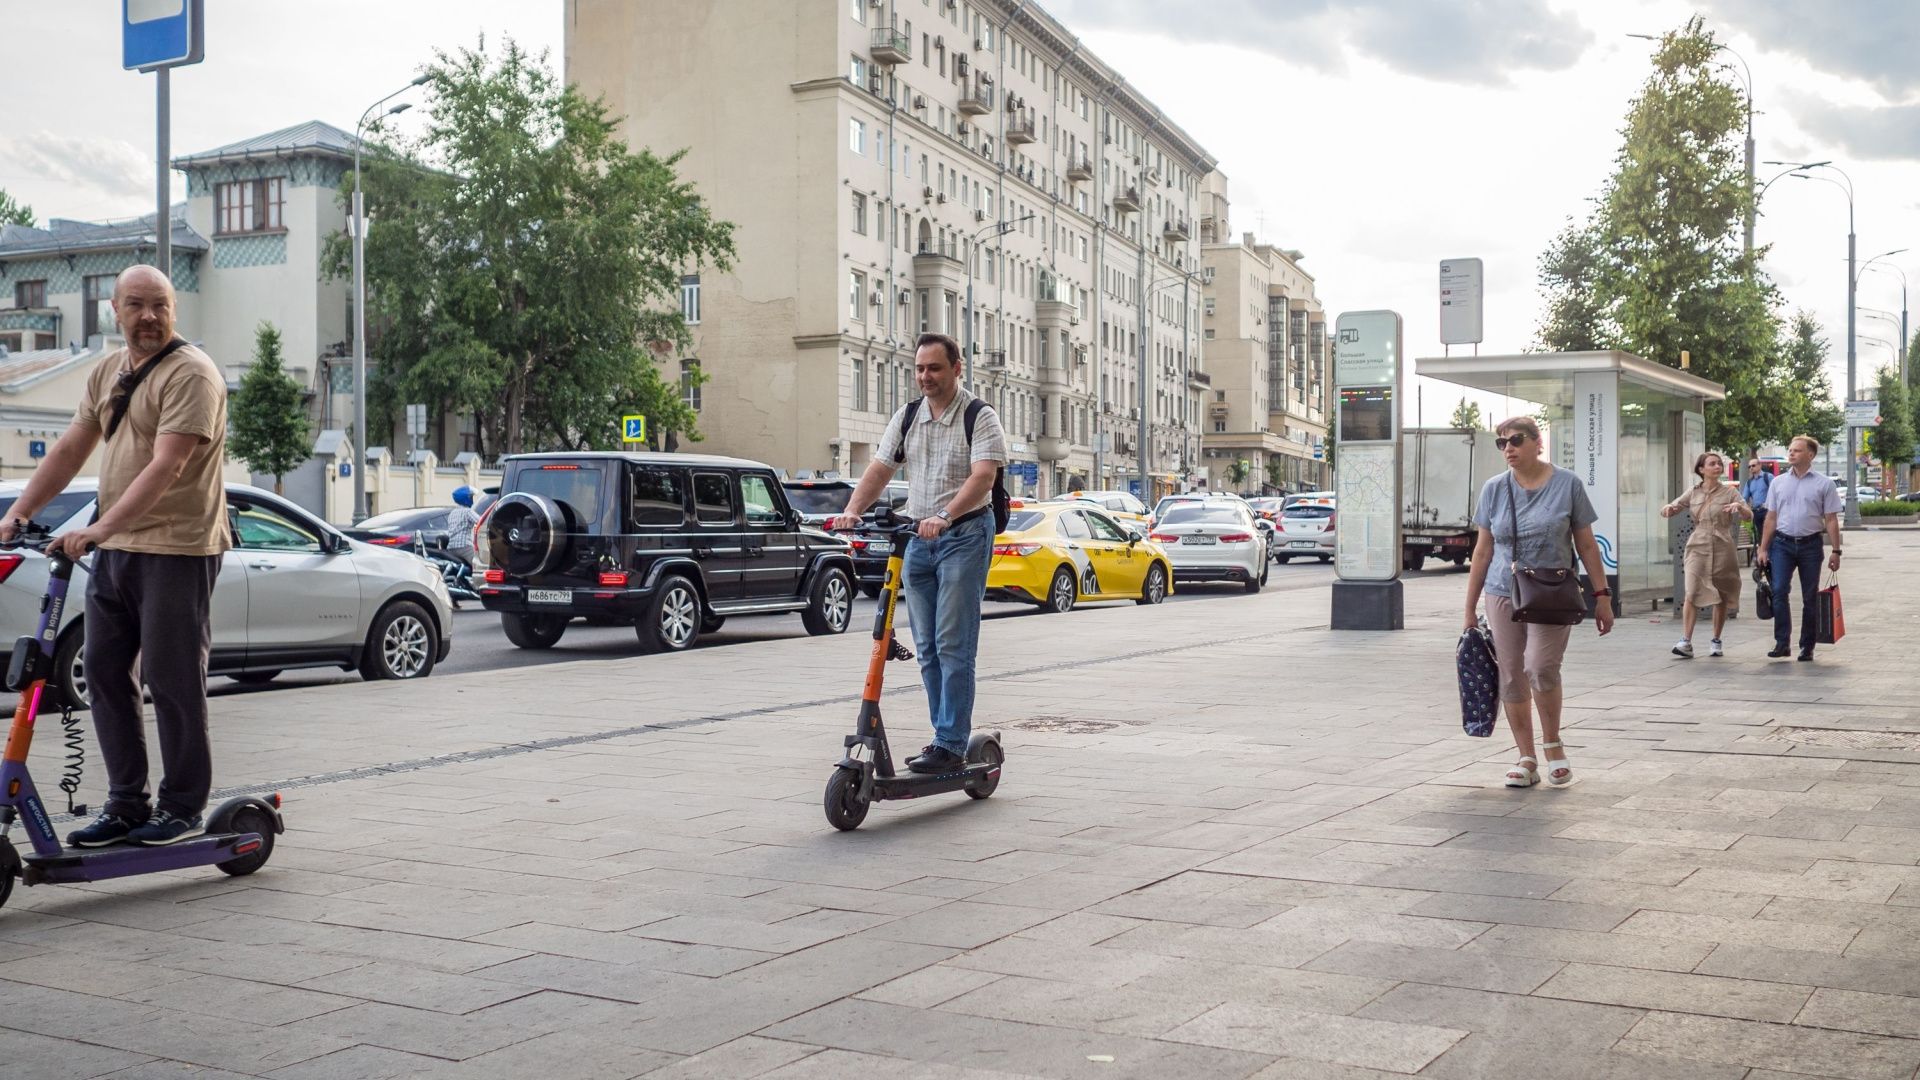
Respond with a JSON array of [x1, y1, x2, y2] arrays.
[[1752, 564, 1773, 621]]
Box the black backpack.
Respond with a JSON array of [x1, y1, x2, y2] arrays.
[[891, 396, 1010, 532]]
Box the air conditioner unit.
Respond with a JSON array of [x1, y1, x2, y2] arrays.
[[957, 121, 969, 137], [1129, 407, 1141, 419], [956, 54, 969, 77], [899, 287, 912, 303], [870, 289, 885, 306], [974, 37, 986, 50], [923, 185, 935, 199], [974, 209, 986, 222], [934, 34, 944, 49], [936, 192, 947, 203], [868, 72, 885, 94], [913, 94, 926, 110]]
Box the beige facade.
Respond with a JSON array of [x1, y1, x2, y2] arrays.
[[1197, 173, 1332, 495], [567, 0, 1216, 499]]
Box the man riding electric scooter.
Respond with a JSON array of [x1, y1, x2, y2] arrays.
[[829, 332, 1007, 774]]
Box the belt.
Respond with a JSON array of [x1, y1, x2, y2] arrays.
[[949, 505, 990, 527], [1777, 532, 1823, 541]]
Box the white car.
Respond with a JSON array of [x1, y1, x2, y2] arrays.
[[1148, 499, 1269, 593], [1273, 499, 1336, 564], [0, 479, 454, 708]]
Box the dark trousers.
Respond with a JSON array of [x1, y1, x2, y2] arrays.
[[1768, 534, 1823, 653], [85, 550, 222, 820], [1749, 509, 1766, 558]]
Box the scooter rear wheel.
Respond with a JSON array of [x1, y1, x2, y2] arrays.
[[824, 768, 870, 831], [966, 741, 1004, 800], [214, 805, 278, 877], [0, 838, 18, 909]]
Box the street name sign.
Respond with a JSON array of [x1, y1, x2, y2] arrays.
[[124, 0, 204, 70]]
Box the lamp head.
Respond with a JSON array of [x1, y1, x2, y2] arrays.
[[387, 103, 412, 117], [410, 73, 432, 86]]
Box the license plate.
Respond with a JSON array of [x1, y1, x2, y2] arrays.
[[528, 589, 571, 604], [1184, 535, 1216, 545], [867, 541, 892, 554], [1290, 541, 1319, 549]]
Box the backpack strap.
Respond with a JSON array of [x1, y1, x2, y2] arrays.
[[963, 397, 984, 445], [890, 397, 923, 465], [104, 336, 188, 441]]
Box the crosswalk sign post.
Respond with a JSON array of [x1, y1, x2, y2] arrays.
[[621, 415, 648, 444], [124, 0, 205, 280]]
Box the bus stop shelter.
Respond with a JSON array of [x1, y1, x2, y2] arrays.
[[1415, 350, 1726, 612]]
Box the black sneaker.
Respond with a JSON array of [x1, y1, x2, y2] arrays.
[[907, 745, 965, 774], [1798, 649, 1814, 662], [128, 810, 204, 846], [67, 812, 143, 848], [1767, 646, 1791, 658]]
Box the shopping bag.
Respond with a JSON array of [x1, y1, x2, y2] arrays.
[[1457, 620, 1500, 738], [1752, 564, 1773, 621], [1816, 572, 1844, 644]]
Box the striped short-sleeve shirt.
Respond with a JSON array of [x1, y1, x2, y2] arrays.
[[876, 387, 1008, 520]]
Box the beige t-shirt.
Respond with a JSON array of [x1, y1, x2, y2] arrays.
[[72, 342, 231, 556]]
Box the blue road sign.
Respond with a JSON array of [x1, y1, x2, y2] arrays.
[[124, 0, 204, 70], [621, 415, 648, 444], [338, 462, 353, 479], [28, 440, 46, 459]]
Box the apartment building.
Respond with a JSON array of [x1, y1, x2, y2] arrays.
[[567, 0, 1216, 498], [1197, 173, 1331, 495]]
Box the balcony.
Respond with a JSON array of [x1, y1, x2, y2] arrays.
[[958, 82, 993, 115], [1209, 400, 1230, 419], [1037, 435, 1071, 462], [1113, 185, 1141, 213], [1065, 154, 1093, 182], [979, 349, 1008, 370], [1005, 110, 1036, 144], [1190, 370, 1212, 390], [1039, 364, 1070, 392], [869, 27, 911, 65], [1163, 217, 1190, 241]]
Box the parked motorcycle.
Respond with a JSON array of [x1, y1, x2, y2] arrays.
[[407, 536, 479, 606]]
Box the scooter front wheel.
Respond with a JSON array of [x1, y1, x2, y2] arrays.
[[824, 768, 870, 831], [213, 803, 278, 877]]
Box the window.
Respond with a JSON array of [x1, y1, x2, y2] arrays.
[[83, 274, 115, 340], [740, 474, 784, 526], [630, 467, 687, 527], [1057, 511, 1092, 540], [852, 356, 868, 411], [850, 56, 867, 85], [849, 118, 866, 155], [680, 358, 702, 411], [680, 275, 701, 324], [850, 0, 865, 23], [849, 270, 866, 321], [693, 472, 735, 525], [852, 191, 867, 235], [12, 280, 46, 309], [1084, 512, 1127, 542], [215, 177, 284, 234], [234, 506, 323, 553]]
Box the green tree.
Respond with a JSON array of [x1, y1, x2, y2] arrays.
[[1264, 457, 1285, 491], [228, 322, 312, 494], [1534, 18, 1783, 453], [324, 39, 735, 455], [1871, 366, 1914, 493], [1226, 457, 1252, 490], [0, 189, 31, 227], [1774, 313, 1843, 449], [1448, 398, 1485, 430]]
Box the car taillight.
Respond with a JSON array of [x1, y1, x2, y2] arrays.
[[0, 554, 21, 584], [1149, 532, 1179, 543], [993, 542, 1042, 557], [1219, 532, 1254, 543], [483, 568, 505, 584], [372, 533, 411, 546], [1326, 512, 1337, 528], [598, 571, 629, 587], [848, 538, 869, 551]]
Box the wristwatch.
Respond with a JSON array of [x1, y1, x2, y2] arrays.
[[936, 509, 952, 522]]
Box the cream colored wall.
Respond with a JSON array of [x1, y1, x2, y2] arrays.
[[188, 182, 346, 387]]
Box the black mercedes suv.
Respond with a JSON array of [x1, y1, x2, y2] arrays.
[[477, 452, 857, 652]]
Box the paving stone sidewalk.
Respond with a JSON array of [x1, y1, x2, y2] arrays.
[[2, 529, 1917, 1079]]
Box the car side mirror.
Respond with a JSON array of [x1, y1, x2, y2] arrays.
[[786, 508, 803, 530], [1127, 529, 1143, 544]]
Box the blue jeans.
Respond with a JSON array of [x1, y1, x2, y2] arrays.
[[901, 512, 993, 755], [1769, 533, 1823, 651]]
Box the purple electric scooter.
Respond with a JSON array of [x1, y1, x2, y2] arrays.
[[0, 523, 283, 909]]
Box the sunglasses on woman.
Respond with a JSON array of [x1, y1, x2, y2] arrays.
[[1494, 434, 1530, 450]]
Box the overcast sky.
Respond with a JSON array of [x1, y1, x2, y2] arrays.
[[4, 1, 1915, 424]]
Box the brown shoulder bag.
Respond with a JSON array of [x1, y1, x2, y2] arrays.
[[1506, 474, 1587, 625]]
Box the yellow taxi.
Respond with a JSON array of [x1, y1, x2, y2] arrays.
[[987, 500, 1173, 613], [1063, 489, 1150, 529]]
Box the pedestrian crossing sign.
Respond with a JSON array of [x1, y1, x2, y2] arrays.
[[621, 415, 647, 443]]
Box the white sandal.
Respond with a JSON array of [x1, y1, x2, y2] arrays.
[[1542, 741, 1573, 787], [1504, 756, 1539, 788]]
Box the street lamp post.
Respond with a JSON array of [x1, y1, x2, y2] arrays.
[[963, 212, 1034, 387], [351, 75, 429, 524], [1139, 270, 1200, 499], [1861, 254, 1910, 385], [1769, 161, 1862, 525]]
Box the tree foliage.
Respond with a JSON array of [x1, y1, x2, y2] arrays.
[[1773, 313, 1843, 450], [228, 322, 312, 493], [1226, 457, 1252, 490], [1871, 366, 1914, 488], [1449, 398, 1485, 430], [1533, 17, 1787, 453], [323, 39, 735, 456], [0, 189, 32, 227], [1264, 457, 1285, 491]]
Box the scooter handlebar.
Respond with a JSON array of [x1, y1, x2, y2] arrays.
[[0, 521, 54, 551]]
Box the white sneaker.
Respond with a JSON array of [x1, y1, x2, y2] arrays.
[[1708, 639, 1724, 657], [1672, 640, 1694, 658]]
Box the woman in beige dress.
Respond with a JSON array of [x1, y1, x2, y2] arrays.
[[1659, 451, 1751, 658]]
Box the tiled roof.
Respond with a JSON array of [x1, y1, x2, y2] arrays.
[[0, 346, 96, 393], [173, 119, 364, 167], [0, 206, 208, 260]]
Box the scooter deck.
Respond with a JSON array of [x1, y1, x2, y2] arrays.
[[872, 763, 997, 800], [22, 831, 264, 885]]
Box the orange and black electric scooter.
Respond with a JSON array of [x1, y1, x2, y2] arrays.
[[824, 506, 1002, 830]]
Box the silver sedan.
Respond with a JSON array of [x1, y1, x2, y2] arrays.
[[0, 479, 454, 708]]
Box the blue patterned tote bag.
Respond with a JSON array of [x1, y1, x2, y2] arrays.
[[1457, 619, 1499, 737]]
